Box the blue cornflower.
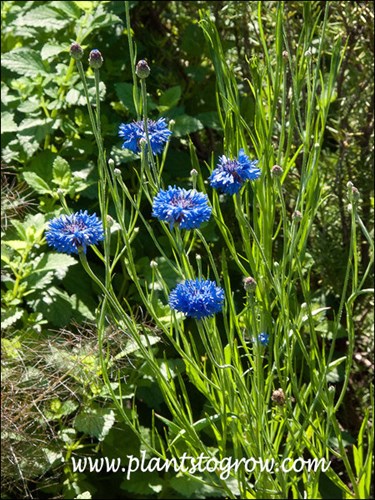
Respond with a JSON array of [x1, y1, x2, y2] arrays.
[[46, 210, 104, 254], [152, 186, 212, 230], [257, 332, 270, 346], [169, 278, 225, 320], [118, 117, 172, 155], [209, 148, 260, 195]]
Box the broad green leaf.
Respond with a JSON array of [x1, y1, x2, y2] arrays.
[[45, 399, 79, 420], [17, 97, 40, 113], [50, 0, 82, 18], [1, 112, 17, 132], [73, 1, 95, 12], [2, 240, 28, 252], [1, 83, 19, 106], [28, 286, 73, 327], [1, 309, 24, 330], [75, 493, 92, 500], [181, 23, 206, 57], [101, 425, 140, 464], [52, 156, 72, 188], [2, 48, 48, 76], [170, 474, 221, 498], [120, 470, 164, 495], [159, 85, 182, 109], [31, 253, 77, 275], [196, 111, 222, 130], [66, 81, 106, 106], [13, 4, 69, 30], [74, 408, 115, 441], [114, 82, 136, 116], [41, 43, 68, 60], [23, 171, 52, 195], [172, 114, 204, 137]]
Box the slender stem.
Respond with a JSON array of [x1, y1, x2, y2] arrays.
[[125, 0, 140, 120]]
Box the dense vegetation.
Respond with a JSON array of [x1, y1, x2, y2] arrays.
[[1, 1, 374, 499]]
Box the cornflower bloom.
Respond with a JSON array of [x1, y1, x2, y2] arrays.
[[152, 186, 211, 230], [209, 148, 260, 194], [118, 118, 172, 155], [257, 332, 270, 346], [169, 278, 224, 320], [46, 210, 104, 254]]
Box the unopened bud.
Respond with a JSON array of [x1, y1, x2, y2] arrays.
[[190, 169, 198, 178], [351, 186, 360, 200], [346, 181, 354, 189], [304, 48, 312, 57], [150, 260, 158, 268], [292, 210, 302, 221], [70, 42, 83, 60], [243, 276, 257, 292], [271, 388, 286, 406], [136, 60, 150, 79], [106, 215, 114, 227], [88, 49, 103, 69], [282, 50, 289, 59], [113, 168, 121, 176], [271, 164, 283, 177], [108, 159, 115, 169], [139, 138, 147, 149]]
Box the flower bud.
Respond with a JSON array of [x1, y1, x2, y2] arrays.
[[88, 49, 103, 69], [271, 388, 286, 406], [70, 42, 83, 60], [139, 137, 147, 150], [243, 276, 257, 292], [136, 59, 150, 79], [351, 186, 360, 201], [282, 50, 289, 59], [150, 260, 158, 268], [113, 168, 121, 176], [271, 164, 283, 177], [106, 215, 115, 227], [108, 159, 115, 169], [292, 210, 302, 221], [190, 168, 198, 178]]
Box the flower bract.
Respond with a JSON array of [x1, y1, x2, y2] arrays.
[[46, 210, 104, 254], [169, 278, 224, 320], [152, 186, 211, 230]]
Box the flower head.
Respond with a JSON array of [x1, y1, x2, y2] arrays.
[[136, 59, 150, 79], [256, 332, 270, 346], [46, 210, 104, 254], [169, 278, 224, 320], [243, 276, 257, 292], [152, 186, 211, 230], [119, 118, 172, 155], [88, 49, 103, 69], [70, 42, 83, 60], [209, 148, 260, 195]]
